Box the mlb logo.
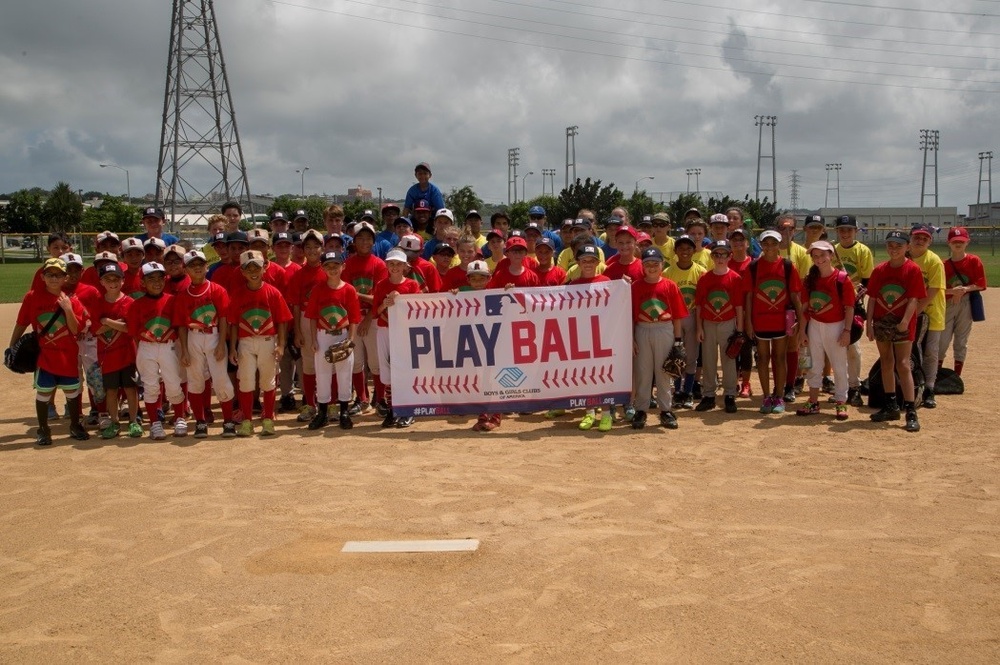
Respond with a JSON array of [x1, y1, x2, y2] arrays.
[[145, 207, 156, 215]]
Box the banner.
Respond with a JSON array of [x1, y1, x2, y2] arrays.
[[388, 281, 633, 417]]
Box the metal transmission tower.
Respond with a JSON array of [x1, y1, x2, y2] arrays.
[[754, 115, 777, 205], [565, 126, 579, 189], [507, 148, 520, 205], [788, 170, 801, 210], [542, 168, 557, 196], [825, 163, 842, 207], [156, 0, 252, 231], [919, 129, 940, 207], [977, 151, 993, 205]]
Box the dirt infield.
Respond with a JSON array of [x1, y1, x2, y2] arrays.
[[1, 295, 998, 662]]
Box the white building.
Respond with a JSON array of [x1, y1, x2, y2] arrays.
[[817, 207, 959, 230]]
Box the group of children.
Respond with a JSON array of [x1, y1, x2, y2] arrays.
[[8, 193, 986, 445]]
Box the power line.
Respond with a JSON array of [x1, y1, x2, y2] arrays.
[[758, 0, 1000, 18]]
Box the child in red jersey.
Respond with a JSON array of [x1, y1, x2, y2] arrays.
[[603, 226, 644, 284], [487, 236, 540, 289], [228, 250, 293, 437], [174, 250, 236, 438], [128, 262, 187, 440], [62, 252, 104, 426], [119, 237, 146, 298], [533, 237, 567, 286], [93, 264, 140, 439], [398, 234, 443, 293], [272, 231, 301, 413], [744, 230, 804, 415], [248, 228, 289, 291], [27, 232, 72, 293], [288, 229, 327, 423], [796, 241, 854, 420], [940, 226, 987, 377], [630, 248, 688, 430], [370, 249, 422, 428], [8, 258, 88, 445], [304, 251, 362, 430], [442, 236, 478, 291], [695, 240, 744, 414], [727, 227, 755, 397], [342, 222, 389, 415], [162, 245, 191, 295], [866, 231, 926, 432]]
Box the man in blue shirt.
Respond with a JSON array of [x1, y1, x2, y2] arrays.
[[403, 162, 445, 216], [133, 207, 180, 246]]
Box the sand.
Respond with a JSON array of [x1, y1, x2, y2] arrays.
[[0, 292, 998, 663]]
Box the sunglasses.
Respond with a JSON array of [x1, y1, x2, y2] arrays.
[[652, 222, 669, 227], [710, 252, 730, 258]]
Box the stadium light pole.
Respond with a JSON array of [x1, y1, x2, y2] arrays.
[[296, 167, 309, 198], [99, 163, 130, 202], [635, 175, 654, 194], [520, 171, 534, 201]]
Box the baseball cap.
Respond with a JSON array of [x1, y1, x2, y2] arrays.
[[248, 228, 271, 245], [835, 215, 858, 228], [270, 211, 288, 223], [321, 251, 346, 265], [947, 226, 970, 242], [910, 223, 934, 238], [486, 228, 505, 241], [414, 199, 432, 212], [122, 237, 144, 253], [385, 249, 408, 264], [652, 212, 672, 224], [93, 250, 119, 265], [684, 207, 701, 218], [226, 231, 250, 245], [381, 202, 401, 214], [804, 214, 825, 228], [524, 222, 542, 235], [467, 260, 491, 276], [759, 230, 783, 243], [615, 225, 638, 239], [96, 230, 121, 245], [528, 205, 546, 217], [164, 244, 186, 261], [211, 231, 228, 245], [353, 221, 376, 238], [674, 234, 697, 249], [575, 243, 599, 260], [709, 213, 729, 226], [360, 210, 377, 222], [636, 231, 652, 244], [42, 257, 67, 274], [808, 240, 835, 254], [293, 209, 309, 221], [398, 234, 423, 252], [183, 250, 207, 265], [299, 229, 324, 245], [60, 252, 84, 266], [605, 216, 624, 228], [709, 240, 732, 253], [415, 162, 432, 174], [505, 236, 528, 251], [465, 209, 482, 220], [535, 237, 556, 251], [143, 237, 166, 251], [141, 207, 165, 220], [239, 250, 265, 268], [99, 263, 124, 279], [141, 262, 166, 276], [433, 242, 456, 256], [641, 247, 664, 263], [572, 218, 591, 230], [639, 215, 653, 227], [885, 230, 908, 244], [728, 227, 748, 239], [323, 233, 347, 247], [434, 208, 455, 224], [560, 218, 575, 229], [272, 231, 293, 245]]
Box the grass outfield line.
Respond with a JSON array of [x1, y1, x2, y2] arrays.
[[0, 246, 997, 304]]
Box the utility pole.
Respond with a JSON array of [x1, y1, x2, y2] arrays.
[[520, 171, 534, 202], [296, 167, 309, 198], [977, 151, 993, 205], [507, 148, 520, 205], [754, 115, 777, 205], [156, 0, 252, 233], [565, 126, 578, 190], [825, 163, 842, 208], [788, 170, 800, 210], [542, 168, 556, 196], [919, 129, 940, 207], [99, 163, 130, 203]]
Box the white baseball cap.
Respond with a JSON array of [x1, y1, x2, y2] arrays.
[[397, 234, 422, 253], [759, 230, 782, 243], [434, 208, 455, 224], [141, 262, 166, 276], [466, 260, 490, 276], [385, 249, 408, 264]]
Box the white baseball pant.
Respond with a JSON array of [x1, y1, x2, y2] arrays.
[[314, 329, 353, 404], [237, 336, 277, 392], [136, 340, 184, 405], [186, 329, 234, 402]]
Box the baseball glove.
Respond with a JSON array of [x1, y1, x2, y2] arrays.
[[725, 330, 747, 360], [873, 313, 907, 343], [661, 342, 687, 377], [324, 339, 355, 364]]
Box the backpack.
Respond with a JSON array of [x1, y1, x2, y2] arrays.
[[932, 367, 965, 395], [866, 353, 926, 409]]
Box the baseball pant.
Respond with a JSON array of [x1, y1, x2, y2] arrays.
[[136, 341, 184, 405], [237, 336, 277, 392], [297, 317, 317, 375], [922, 329, 942, 390], [702, 319, 738, 397], [376, 326, 393, 387], [278, 347, 295, 398], [633, 322, 674, 412], [805, 320, 848, 402], [186, 329, 234, 402], [846, 340, 862, 389], [939, 298, 973, 365], [352, 321, 380, 377], [315, 329, 353, 404]]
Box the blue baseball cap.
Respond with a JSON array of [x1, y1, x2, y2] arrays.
[[528, 205, 546, 217], [641, 247, 664, 263]]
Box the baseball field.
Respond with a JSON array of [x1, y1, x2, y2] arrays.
[[1, 293, 998, 662]]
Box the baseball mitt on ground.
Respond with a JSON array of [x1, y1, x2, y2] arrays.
[[324, 339, 355, 364], [661, 343, 686, 377]]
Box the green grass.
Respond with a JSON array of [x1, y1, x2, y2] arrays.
[[868, 244, 1000, 286], [0, 262, 42, 304]]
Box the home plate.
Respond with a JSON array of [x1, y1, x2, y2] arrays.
[[341, 539, 480, 553]]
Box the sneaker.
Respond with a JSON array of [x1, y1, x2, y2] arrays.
[[692, 382, 703, 400], [35, 427, 53, 446], [904, 409, 921, 432], [821, 377, 835, 394], [261, 419, 276, 436], [598, 413, 613, 432], [128, 422, 143, 438], [631, 410, 647, 429], [381, 412, 396, 428], [308, 412, 328, 430], [739, 381, 752, 398], [624, 405, 636, 421], [395, 416, 415, 428], [848, 388, 863, 408], [793, 376, 805, 395], [676, 393, 694, 409], [339, 414, 354, 430], [69, 423, 91, 441], [771, 398, 786, 414], [724, 396, 738, 413], [759, 396, 773, 414], [150, 421, 166, 440], [374, 400, 389, 417], [796, 401, 820, 416], [48, 403, 59, 420], [870, 403, 901, 422], [221, 422, 237, 438], [296, 405, 316, 423], [83, 412, 100, 428], [237, 420, 254, 437], [279, 394, 297, 413], [98, 413, 113, 430], [579, 413, 596, 430], [695, 397, 716, 412], [173, 417, 188, 437], [194, 421, 209, 438], [921, 388, 937, 409], [659, 410, 679, 429], [783, 388, 796, 403], [349, 400, 369, 416], [545, 409, 566, 418], [101, 421, 121, 439], [472, 417, 488, 432], [835, 402, 848, 421], [480, 417, 500, 432]]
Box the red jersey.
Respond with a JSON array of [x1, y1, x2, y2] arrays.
[[744, 257, 802, 333], [727, 255, 752, 279], [172, 280, 231, 332], [535, 265, 568, 287], [262, 261, 287, 291], [17, 289, 86, 377], [487, 264, 540, 289], [342, 253, 388, 314], [442, 265, 472, 291], [371, 277, 421, 328], [65, 281, 103, 331], [304, 282, 363, 332], [287, 263, 326, 310], [493, 255, 539, 274], [805, 270, 856, 324], [209, 263, 242, 293], [695, 269, 744, 323], [274, 260, 302, 282], [93, 295, 137, 372], [121, 266, 144, 299], [603, 255, 644, 283], [81, 262, 127, 293], [571, 275, 611, 285], [127, 293, 178, 343], [868, 259, 926, 338], [228, 282, 293, 338], [944, 254, 987, 290], [631, 278, 689, 324], [163, 273, 192, 296], [408, 258, 443, 293]]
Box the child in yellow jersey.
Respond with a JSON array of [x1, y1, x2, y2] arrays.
[[685, 218, 712, 270], [663, 235, 707, 407], [650, 212, 676, 264], [907, 224, 946, 408], [832, 215, 874, 406]]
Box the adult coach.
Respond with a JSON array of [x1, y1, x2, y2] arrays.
[[134, 207, 180, 246]]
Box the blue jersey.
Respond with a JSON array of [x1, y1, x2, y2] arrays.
[[134, 232, 180, 246], [404, 183, 445, 213]]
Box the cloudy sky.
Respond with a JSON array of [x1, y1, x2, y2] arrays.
[[2, 0, 998, 211]]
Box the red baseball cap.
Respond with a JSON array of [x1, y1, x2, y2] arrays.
[[505, 236, 527, 251], [947, 227, 970, 242], [615, 225, 638, 240]]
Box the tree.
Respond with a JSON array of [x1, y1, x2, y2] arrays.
[[42, 182, 83, 233], [556, 178, 625, 225], [624, 191, 665, 226], [444, 185, 484, 222], [666, 193, 705, 228], [2, 189, 44, 234], [268, 195, 327, 229], [80, 196, 142, 234]]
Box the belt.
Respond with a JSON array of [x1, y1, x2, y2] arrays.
[[190, 327, 217, 334]]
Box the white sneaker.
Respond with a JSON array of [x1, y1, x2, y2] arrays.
[[150, 421, 166, 440], [173, 417, 188, 437], [296, 405, 316, 422]]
